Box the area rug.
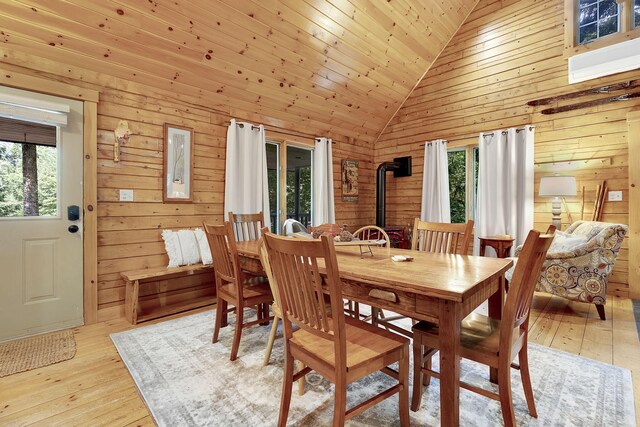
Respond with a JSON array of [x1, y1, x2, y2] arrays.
[[0, 329, 76, 378], [111, 310, 636, 426]]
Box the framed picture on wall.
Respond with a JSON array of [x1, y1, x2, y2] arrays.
[[163, 124, 194, 202], [342, 159, 359, 202]]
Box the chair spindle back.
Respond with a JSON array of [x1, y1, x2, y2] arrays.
[[228, 211, 265, 241], [203, 222, 241, 293], [411, 219, 474, 255], [263, 232, 345, 346], [353, 225, 391, 248]]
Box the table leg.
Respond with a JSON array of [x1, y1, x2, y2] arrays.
[[479, 242, 486, 257], [439, 299, 461, 427], [488, 275, 505, 384], [499, 243, 511, 258]]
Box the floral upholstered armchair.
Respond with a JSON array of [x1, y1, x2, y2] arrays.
[[508, 221, 627, 320]]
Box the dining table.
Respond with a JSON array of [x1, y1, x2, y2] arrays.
[[236, 239, 512, 427]]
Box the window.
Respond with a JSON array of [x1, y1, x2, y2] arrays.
[[566, 0, 640, 55], [0, 118, 58, 217], [578, 0, 620, 44], [266, 142, 280, 233], [447, 146, 478, 224], [448, 150, 466, 224], [286, 146, 312, 228], [266, 141, 312, 233]]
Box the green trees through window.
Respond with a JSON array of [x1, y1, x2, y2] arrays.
[[286, 166, 311, 219], [448, 150, 467, 224], [0, 141, 57, 217], [577, 0, 620, 44], [447, 147, 479, 224]]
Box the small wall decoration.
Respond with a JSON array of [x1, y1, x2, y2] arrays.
[[163, 124, 194, 202], [341, 159, 359, 202], [113, 120, 131, 162]]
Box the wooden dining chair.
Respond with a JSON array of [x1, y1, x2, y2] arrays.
[[263, 231, 410, 427], [370, 219, 475, 336], [259, 236, 308, 396], [411, 218, 474, 254], [353, 225, 390, 247], [411, 229, 553, 426], [258, 237, 283, 367], [505, 224, 556, 292], [260, 233, 332, 367], [203, 221, 273, 361], [228, 211, 265, 241]]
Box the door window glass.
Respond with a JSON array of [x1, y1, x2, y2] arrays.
[[0, 118, 58, 217], [266, 142, 280, 233], [286, 146, 312, 228]]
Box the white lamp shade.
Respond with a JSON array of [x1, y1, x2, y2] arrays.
[[539, 176, 577, 197]]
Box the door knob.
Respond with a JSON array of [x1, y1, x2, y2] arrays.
[[68, 225, 79, 233]]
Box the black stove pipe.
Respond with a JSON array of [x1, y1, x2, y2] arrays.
[[376, 161, 400, 228]]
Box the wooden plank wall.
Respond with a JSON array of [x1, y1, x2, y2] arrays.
[[375, 0, 639, 297], [0, 50, 375, 321], [0, 0, 479, 322]]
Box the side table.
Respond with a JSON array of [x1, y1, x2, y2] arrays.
[[479, 236, 515, 258]]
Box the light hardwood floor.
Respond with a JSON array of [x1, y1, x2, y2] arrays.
[[1, 294, 638, 426]]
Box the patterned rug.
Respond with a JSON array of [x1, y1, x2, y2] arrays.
[[0, 330, 76, 378], [111, 310, 636, 426]]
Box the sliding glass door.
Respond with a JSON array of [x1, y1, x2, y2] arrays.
[[266, 141, 313, 234]]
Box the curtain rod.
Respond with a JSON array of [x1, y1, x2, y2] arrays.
[[226, 121, 335, 143], [419, 126, 535, 147]]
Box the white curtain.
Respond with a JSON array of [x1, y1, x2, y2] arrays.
[[224, 119, 270, 229], [420, 139, 451, 223], [311, 137, 335, 226], [476, 126, 534, 255]]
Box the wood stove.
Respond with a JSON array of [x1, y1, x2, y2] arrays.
[[375, 157, 412, 248]]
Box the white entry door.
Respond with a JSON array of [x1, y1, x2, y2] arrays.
[[0, 85, 84, 342]]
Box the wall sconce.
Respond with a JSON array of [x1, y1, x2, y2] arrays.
[[113, 120, 131, 162], [539, 175, 577, 230]]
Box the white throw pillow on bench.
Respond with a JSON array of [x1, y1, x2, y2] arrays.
[[194, 228, 213, 265], [162, 229, 213, 267]]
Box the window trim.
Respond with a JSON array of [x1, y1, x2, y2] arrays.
[[565, 0, 640, 58]]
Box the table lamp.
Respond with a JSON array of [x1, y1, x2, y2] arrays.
[[539, 176, 577, 230]]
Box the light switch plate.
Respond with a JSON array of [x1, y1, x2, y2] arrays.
[[608, 190, 622, 201], [119, 189, 134, 202]]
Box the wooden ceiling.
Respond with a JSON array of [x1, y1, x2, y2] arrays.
[[0, 0, 477, 142]]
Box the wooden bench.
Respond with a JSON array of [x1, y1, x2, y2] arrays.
[[121, 263, 215, 324]]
